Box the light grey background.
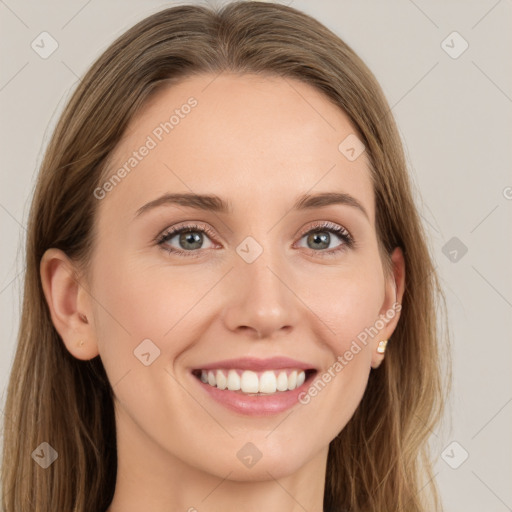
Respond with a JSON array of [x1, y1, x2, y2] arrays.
[[1, 1, 511, 510]]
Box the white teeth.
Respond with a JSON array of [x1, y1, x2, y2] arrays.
[[240, 370, 259, 393], [198, 369, 308, 394], [259, 371, 277, 393], [227, 369, 240, 391], [276, 371, 288, 391], [296, 370, 305, 387], [288, 370, 297, 390], [216, 370, 227, 390]]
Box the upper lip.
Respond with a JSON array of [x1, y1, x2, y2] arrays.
[[193, 356, 316, 372]]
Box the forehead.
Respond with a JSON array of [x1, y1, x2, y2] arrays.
[[98, 72, 374, 224]]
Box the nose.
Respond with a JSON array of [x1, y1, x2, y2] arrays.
[[220, 253, 301, 340]]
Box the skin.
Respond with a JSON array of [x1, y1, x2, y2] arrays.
[[41, 73, 405, 512]]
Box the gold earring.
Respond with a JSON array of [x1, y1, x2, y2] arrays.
[[77, 339, 85, 348], [377, 340, 388, 354]]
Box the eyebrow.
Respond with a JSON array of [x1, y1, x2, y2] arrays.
[[134, 191, 369, 220]]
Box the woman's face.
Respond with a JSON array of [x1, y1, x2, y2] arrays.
[[81, 73, 404, 480]]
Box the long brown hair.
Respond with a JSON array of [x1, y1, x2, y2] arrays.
[[1, 2, 450, 510]]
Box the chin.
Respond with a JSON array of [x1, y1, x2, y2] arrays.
[[198, 443, 316, 482]]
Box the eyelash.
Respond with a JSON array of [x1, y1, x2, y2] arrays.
[[155, 221, 355, 258]]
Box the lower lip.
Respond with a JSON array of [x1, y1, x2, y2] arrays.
[[192, 372, 316, 416]]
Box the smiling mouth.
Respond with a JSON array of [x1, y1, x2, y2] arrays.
[[191, 368, 317, 395]]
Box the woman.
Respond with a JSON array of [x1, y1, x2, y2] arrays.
[[1, 2, 450, 511]]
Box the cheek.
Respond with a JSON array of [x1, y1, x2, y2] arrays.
[[292, 264, 383, 428], [298, 262, 385, 352], [92, 248, 198, 336], [89, 249, 205, 382]]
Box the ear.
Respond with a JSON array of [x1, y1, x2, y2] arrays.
[[40, 248, 99, 361], [371, 246, 405, 369]]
